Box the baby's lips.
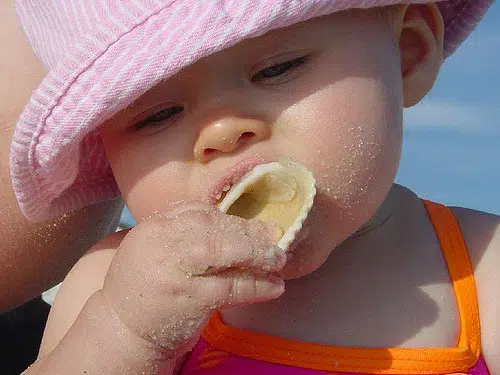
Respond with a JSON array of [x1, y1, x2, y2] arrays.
[[216, 159, 316, 252]]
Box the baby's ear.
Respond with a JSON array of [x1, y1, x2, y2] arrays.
[[396, 4, 444, 107]]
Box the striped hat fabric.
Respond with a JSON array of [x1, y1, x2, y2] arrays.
[[11, 0, 493, 220]]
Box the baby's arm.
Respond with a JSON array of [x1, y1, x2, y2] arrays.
[[22, 230, 182, 374], [23, 201, 285, 375], [36, 231, 126, 359], [452, 207, 500, 375]]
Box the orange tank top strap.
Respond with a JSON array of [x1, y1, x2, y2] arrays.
[[200, 199, 483, 374], [421, 199, 482, 361]]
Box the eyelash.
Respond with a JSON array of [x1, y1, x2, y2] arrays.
[[133, 55, 311, 131], [134, 106, 184, 131], [251, 55, 310, 84]]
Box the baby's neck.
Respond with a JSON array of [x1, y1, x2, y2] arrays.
[[347, 183, 403, 241], [220, 185, 460, 348]]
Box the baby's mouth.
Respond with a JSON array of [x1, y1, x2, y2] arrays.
[[209, 158, 263, 204], [214, 158, 316, 251], [213, 184, 231, 203]]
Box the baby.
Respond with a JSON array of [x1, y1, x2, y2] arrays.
[[10, 1, 498, 375]]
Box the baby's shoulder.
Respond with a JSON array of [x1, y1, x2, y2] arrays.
[[450, 206, 499, 374], [449, 206, 500, 276], [39, 229, 128, 357]]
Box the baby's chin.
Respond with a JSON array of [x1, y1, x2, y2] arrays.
[[278, 233, 337, 280]]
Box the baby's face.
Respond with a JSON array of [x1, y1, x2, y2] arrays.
[[101, 8, 403, 279]]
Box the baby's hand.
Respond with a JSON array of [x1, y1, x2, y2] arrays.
[[101, 201, 286, 359]]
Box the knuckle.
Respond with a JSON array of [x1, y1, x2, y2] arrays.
[[209, 276, 239, 308], [222, 273, 260, 307], [169, 209, 216, 237], [228, 275, 245, 301], [160, 274, 196, 301], [179, 239, 216, 273]]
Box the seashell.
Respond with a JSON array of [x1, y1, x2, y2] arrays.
[[217, 159, 316, 251]]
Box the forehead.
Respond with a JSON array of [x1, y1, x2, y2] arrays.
[[119, 8, 390, 113], [213, 8, 385, 61]]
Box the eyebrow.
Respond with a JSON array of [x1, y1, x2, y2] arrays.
[[240, 23, 310, 60]]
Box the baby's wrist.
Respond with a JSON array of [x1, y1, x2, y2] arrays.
[[58, 290, 176, 375], [95, 288, 196, 364]]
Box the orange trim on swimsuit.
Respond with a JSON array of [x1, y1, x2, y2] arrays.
[[201, 200, 482, 374]]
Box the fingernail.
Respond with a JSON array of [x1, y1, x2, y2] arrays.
[[269, 223, 284, 243], [263, 274, 285, 295], [262, 245, 287, 271]]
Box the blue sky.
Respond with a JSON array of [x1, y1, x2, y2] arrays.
[[397, 2, 499, 215], [120, 3, 500, 227]]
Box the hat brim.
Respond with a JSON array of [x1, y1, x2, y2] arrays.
[[10, 0, 493, 220]]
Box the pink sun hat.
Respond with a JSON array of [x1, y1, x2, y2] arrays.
[[10, 0, 493, 221]]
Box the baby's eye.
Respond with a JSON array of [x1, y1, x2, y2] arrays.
[[251, 56, 310, 84], [134, 106, 184, 132]]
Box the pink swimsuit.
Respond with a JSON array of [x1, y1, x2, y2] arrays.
[[179, 201, 490, 375]]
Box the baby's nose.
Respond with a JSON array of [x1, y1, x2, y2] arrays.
[[193, 117, 270, 163]]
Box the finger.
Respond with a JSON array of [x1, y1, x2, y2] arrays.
[[173, 212, 287, 276], [191, 269, 285, 309], [210, 214, 287, 271], [189, 244, 286, 276], [161, 201, 282, 243]]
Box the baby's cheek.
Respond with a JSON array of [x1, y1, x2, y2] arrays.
[[124, 167, 195, 220], [285, 78, 401, 235]]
